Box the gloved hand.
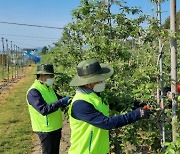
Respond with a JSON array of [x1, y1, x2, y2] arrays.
[[59, 97, 71, 108], [138, 106, 151, 119]]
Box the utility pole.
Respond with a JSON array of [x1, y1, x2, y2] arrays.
[[170, 0, 177, 142], [157, 0, 165, 150]]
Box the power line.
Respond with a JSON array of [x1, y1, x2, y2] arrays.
[[0, 33, 59, 40], [0, 37, 58, 42], [0, 37, 37, 48], [0, 21, 64, 30], [11, 39, 57, 42], [12, 40, 39, 48]]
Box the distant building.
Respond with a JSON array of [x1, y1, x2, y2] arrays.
[[23, 48, 41, 64]]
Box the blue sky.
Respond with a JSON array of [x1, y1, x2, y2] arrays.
[[0, 0, 179, 50]]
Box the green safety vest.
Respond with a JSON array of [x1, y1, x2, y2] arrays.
[[68, 91, 110, 154], [27, 79, 62, 132]]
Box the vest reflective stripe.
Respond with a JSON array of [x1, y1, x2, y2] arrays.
[[68, 92, 110, 154], [27, 79, 62, 132]]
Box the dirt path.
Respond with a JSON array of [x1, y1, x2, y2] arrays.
[[60, 119, 71, 153], [0, 65, 71, 154]]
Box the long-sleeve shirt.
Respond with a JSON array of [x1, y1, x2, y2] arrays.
[[27, 88, 63, 116], [71, 87, 141, 130]]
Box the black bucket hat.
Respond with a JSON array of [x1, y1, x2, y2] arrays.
[[34, 64, 59, 75], [70, 59, 114, 86]]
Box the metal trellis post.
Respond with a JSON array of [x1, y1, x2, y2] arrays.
[[16, 46, 18, 78], [157, 0, 166, 150], [1, 38, 5, 82], [14, 45, 17, 78], [6, 39, 9, 82], [170, 0, 177, 142], [11, 41, 13, 79]]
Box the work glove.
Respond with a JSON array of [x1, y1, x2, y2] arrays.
[[59, 97, 71, 108], [138, 106, 151, 119]]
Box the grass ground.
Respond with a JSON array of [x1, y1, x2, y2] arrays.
[[0, 65, 36, 154]]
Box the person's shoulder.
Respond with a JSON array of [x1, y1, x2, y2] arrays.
[[72, 99, 97, 119], [73, 100, 90, 106], [28, 88, 41, 96], [72, 100, 95, 112]]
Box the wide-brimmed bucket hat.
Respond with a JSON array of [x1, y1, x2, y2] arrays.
[[34, 64, 59, 75], [70, 59, 114, 86]]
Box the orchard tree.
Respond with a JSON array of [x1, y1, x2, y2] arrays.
[[41, 46, 48, 54]]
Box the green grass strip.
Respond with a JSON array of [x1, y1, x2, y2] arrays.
[[0, 65, 36, 154]]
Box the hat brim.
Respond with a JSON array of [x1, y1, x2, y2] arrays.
[[34, 72, 61, 75], [70, 63, 114, 86]]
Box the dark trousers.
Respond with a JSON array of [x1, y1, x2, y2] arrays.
[[36, 128, 62, 154]]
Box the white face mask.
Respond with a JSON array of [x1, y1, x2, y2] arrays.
[[45, 78, 55, 86], [93, 81, 105, 92]]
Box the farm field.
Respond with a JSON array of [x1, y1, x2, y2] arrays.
[[0, 65, 35, 153], [0, 65, 71, 154], [0, 0, 179, 153]]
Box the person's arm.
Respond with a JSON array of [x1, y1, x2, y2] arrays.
[[71, 100, 142, 130], [27, 88, 68, 116], [55, 91, 63, 100]]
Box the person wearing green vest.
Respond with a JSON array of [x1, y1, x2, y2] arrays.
[[68, 59, 151, 154], [27, 64, 70, 154]]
